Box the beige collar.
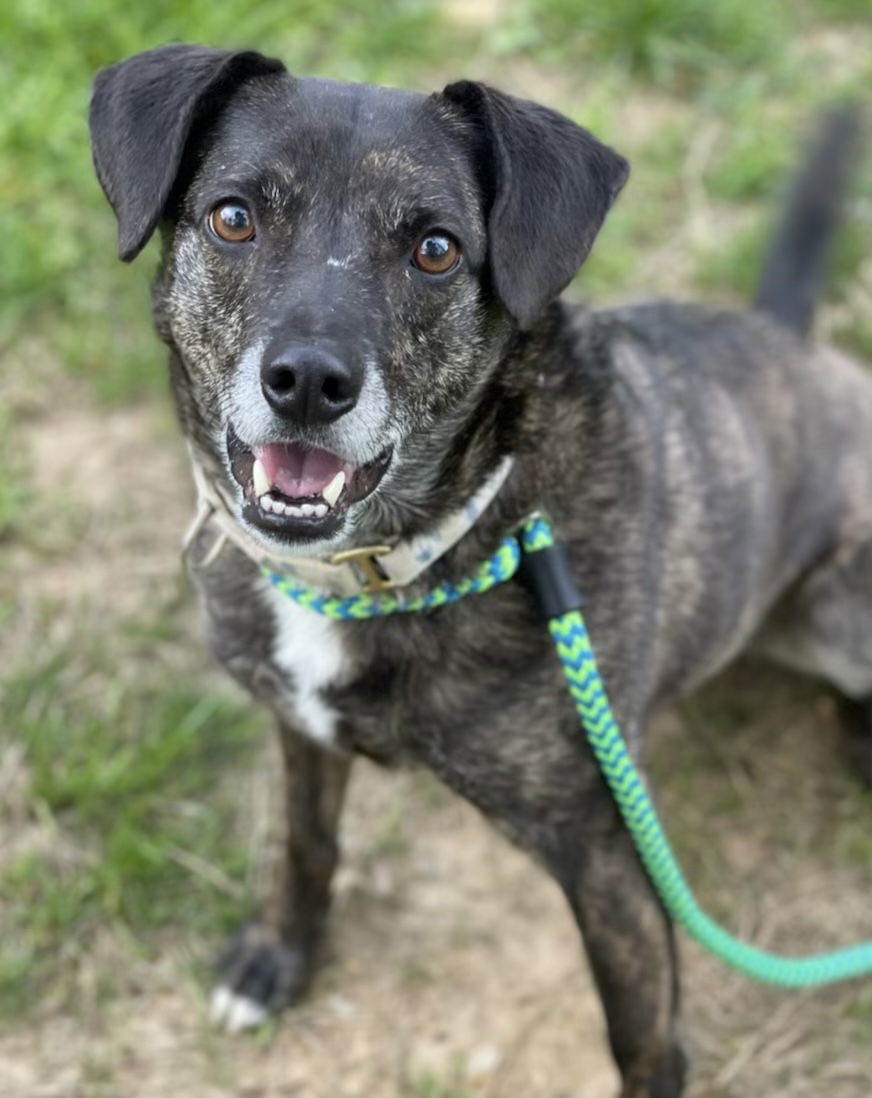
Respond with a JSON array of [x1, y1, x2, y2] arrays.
[[184, 452, 514, 597]]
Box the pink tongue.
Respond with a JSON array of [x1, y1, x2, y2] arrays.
[[256, 443, 348, 499]]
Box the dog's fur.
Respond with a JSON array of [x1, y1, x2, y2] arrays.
[[90, 45, 872, 1097]]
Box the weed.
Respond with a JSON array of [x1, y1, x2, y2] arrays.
[[0, 630, 266, 1018]]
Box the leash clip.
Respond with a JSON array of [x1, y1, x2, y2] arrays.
[[329, 543, 394, 593], [517, 511, 584, 619]]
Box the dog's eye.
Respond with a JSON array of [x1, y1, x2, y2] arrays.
[[209, 202, 256, 243], [412, 232, 460, 275]]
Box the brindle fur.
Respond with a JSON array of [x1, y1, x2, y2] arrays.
[[90, 46, 872, 1098]]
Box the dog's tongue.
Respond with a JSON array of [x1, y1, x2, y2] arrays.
[[256, 442, 349, 498]]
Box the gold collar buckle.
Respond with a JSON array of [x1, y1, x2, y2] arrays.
[[329, 544, 394, 593]]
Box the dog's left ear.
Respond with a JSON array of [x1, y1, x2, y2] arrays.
[[90, 44, 286, 261], [442, 81, 629, 330]]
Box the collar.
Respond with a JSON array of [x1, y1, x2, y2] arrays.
[[183, 449, 515, 597]]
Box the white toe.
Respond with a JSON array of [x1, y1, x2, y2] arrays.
[[225, 992, 268, 1033], [209, 985, 233, 1026]]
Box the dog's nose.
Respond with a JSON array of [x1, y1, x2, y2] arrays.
[[260, 344, 362, 426]]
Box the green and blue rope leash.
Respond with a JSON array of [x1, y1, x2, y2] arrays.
[[264, 514, 872, 987]]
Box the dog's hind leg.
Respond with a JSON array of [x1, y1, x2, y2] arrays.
[[753, 529, 872, 784], [211, 724, 352, 1031]]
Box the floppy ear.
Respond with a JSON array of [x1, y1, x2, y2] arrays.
[[89, 44, 285, 262], [442, 81, 629, 330]]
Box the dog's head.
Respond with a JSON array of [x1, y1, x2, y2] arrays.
[[90, 45, 628, 555]]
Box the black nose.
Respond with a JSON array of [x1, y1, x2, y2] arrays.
[[260, 343, 362, 426]]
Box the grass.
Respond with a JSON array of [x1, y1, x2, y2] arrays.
[[494, 0, 788, 87], [0, 409, 29, 539], [407, 1076, 477, 1098], [0, 622, 266, 1019]]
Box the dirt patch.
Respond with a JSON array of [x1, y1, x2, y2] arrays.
[[23, 401, 191, 610]]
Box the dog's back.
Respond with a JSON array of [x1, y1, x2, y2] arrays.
[[556, 107, 871, 697]]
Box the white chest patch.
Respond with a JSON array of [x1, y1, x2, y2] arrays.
[[264, 582, 348, 747]]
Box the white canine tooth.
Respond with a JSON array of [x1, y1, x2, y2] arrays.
[[252, 458, 270, 498], [322, 471, 345, 508], [312, 503, 328, 519]]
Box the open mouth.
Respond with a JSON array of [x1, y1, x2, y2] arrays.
[[227, 425, 392, 541]]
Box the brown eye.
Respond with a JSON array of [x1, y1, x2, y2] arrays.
[[209, 201, 255, 243], [412, 232, 460, 274]]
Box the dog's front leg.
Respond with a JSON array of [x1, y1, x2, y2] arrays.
[[438, 710, 687, 1096], [561, 815, 685, 1098], [212, 724, 352, 1031]]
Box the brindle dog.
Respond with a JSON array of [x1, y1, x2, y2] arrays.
[[89, 44, 871, 1097]]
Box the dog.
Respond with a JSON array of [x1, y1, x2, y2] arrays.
[[89, 44, 871, 1097]]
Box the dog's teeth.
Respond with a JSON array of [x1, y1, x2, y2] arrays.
[[252, 458, 270, 497], [258, 492, 324, 520], [322, 471, 345, 508]]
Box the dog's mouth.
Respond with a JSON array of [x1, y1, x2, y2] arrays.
[[227, 426, 392, 542]]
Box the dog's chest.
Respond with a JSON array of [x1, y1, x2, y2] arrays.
[[264, 583, 347, 747]]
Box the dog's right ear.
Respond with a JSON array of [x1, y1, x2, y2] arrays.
[[89, 44, 285, 262]]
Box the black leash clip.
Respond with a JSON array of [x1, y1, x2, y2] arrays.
[[517, 513, 584, 620]]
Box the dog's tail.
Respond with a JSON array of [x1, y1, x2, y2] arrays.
[[754, 104, 865, 339]]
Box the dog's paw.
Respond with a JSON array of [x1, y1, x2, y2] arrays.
[[209, 984, 269, 1033], [620, 1043, 687, 1098], [211, 921, 314, 1033]]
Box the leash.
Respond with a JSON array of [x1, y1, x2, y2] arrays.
[[263, 514, 872, 987]]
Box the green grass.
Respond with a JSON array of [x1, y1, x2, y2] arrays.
[[405, 1069, 477, 1098], [0, 622, 266, 1018], [694, 220, 767, 301], [2, 0, 871, 403], [496, 0, 789, 87], [833, 318, 872, 361], [0, 409, 29, 538]]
